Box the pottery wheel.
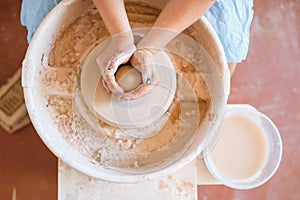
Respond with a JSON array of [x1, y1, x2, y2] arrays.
[[80, 39, 177, 132]]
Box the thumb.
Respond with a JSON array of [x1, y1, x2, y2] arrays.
[[131, 49, 154, 84]]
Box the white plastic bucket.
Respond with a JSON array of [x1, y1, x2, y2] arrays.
[[22, 0, 230, 183]]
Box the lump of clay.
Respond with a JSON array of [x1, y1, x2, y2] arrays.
[[115, 65, 142, 92]]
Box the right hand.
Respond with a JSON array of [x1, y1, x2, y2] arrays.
[[96, 32, 136, 96]]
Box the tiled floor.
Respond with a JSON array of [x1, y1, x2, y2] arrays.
[[0, 0, 299, 199]]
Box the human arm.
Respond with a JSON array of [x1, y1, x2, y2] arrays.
[[92, 0, 135, 95], [124, 0, 216, 100], [92, 0, 131, 35], [139, 0, 215, 48]]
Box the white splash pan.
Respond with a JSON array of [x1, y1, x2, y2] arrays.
[[22, 0, 230, 183]]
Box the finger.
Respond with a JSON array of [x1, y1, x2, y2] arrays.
[[102, 57, 127, 95], [140, 49, 154, 84], [131, 49, 153, 84], [102, 78, 110, 93], [141, 62, 153, 84], [112, 47, 136, 70], [103, 75, 124, 95], [120, 83, 157, 100], [120, 75, 159, 100], [130, 51, 143, 72], [104, 50, 134, 76]]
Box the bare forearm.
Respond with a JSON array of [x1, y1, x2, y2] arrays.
[[154, 0, 215, 32], [92, 0, 131, 36], [139, 0, 215, 49]]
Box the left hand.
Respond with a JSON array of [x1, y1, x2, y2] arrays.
[[96, 33, 136, 96]]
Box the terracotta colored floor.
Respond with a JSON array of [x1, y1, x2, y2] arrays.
[[0, 0, 299, 199]]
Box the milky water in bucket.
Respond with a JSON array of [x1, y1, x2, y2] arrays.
[[204, 105, 282, 189], [210, 115, 269, 181]]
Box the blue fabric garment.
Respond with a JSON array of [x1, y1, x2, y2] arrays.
[[21, 0, 254, 62], [205, 0, 254, 62], [20, 0, 62, 42]]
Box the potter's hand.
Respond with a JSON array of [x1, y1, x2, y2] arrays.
[[120, 48, 158, 100], [96, 33, 136, 95]]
